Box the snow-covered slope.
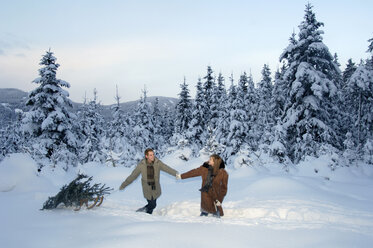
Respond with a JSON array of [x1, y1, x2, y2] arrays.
[[1, 153, 373, 247]]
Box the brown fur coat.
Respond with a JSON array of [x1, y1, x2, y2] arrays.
[[181, 162, 228, 216]]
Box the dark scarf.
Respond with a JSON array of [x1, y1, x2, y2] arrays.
[[199, 164, 215, 193], [147, 164, 156, 190]]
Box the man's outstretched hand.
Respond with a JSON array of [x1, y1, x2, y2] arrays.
[[119, 184, 125, 190]]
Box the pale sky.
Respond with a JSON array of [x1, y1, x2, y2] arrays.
[[0, 0, 372, 105]]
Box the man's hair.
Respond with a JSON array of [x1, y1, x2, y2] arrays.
[[144, 148, 154, 156]]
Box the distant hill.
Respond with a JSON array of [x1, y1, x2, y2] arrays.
[[0, 88, 28, 124], [99, 96, 178, 119], [0, 88, 178, 125], [0, 88, 28, 104]]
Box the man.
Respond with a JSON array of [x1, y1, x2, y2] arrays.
[[119, 148, 180, 214]]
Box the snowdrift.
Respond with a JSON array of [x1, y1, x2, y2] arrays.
[[1, 153, 373, 248]]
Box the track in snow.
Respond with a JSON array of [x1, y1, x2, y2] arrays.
[[87, 198, 373, 235]]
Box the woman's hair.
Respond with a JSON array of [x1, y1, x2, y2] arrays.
[[210, 154, 222, 174]]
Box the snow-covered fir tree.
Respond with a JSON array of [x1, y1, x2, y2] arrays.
[[209, 72, 227, 132], [209, 83, 221, 131], [345, 38, 373, 162], [268, 123, 290, 164], [120, 111, 137, 167], [0, 110, 24, 161], [333, 53, 341, 67], [22, 50, 79, 170], [175, 77, 192, 134], [269, 65, 290, 161], [152, 97, 167, 154], [79, 89, 106, 164], [214, 74, 231, 155], [212, 72, 228, 133], [215, 72, 228, 109], [225, 75, 249, 159], [342, 132, 357, 165], [279, 4, 341, 163], [257, 64, 274, 151], [363, 37, 373, 164], [237, 72, 249, 108], [271, 65, 287, 121], [216, 73, 227, 100], [368, 37, 373, 57], [171, 77, 193, 155], [202, 66, 216, 129], [130, 88, 155, 159], [341, 59, 358, 134], [161, 107, 175, 146], [186, 78, 205, 155], [104, 86, 127, 167], [342, 59, 357, 86], [201, 126, 225, 157], [110, 86, 126, 138], [244, 72, 259, 150], [0, 127, 7, 161]]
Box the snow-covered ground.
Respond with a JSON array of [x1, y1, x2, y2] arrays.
[[1, 153, 373, 248]]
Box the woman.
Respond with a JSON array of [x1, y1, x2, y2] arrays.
[[180, 154, 228, 217]]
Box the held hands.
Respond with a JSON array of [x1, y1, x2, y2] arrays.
[[176, 173, 182, 180]]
